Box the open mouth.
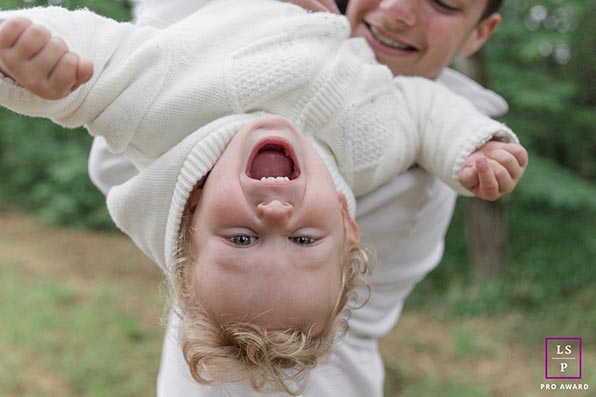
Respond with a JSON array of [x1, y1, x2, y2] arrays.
[[366, 23, 417, 52], [246, 139, 300, 182]]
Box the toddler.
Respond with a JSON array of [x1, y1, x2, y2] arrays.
[[0, 1, 526, 394]]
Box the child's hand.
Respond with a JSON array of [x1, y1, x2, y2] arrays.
[[458, 141, 528, 201], [0, 17, 93, 100], [282, 0, 341, 14]]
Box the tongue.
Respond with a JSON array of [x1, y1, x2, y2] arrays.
[[250, 150, 293, 179]]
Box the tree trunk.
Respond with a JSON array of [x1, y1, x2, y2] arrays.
[[465, 198, 507, 280], [456, 51, 508, 280]]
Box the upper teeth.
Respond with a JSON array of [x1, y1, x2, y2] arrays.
[[260, 176, 290, 182], [370, 26, 412, 50]]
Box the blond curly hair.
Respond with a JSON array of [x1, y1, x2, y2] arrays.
[[169, 209, 372, 395]]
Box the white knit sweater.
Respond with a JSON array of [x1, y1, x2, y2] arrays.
[[0, 0, 518, 273]]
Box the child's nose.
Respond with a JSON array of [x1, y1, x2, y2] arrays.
[[256, 200, 293, 226], [379, 0, 418, 27]]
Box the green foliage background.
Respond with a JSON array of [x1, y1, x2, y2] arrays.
[[410, 0, 596, 338], [0, 0, 594, 330], [488, 0, 596, 208], [0, 0, 131, 229]]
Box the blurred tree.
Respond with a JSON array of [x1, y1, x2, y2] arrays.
[[485, 0, 596, 210], [456, 51, 508, 281], [565, 0, 596, 179], [452, 0, 596, 279]]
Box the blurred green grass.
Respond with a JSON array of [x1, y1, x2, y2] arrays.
[[0, 261, 162, 396], [408, 198, 596, 346], [0, 211, 594, 396]]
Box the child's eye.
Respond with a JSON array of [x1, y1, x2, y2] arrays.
[[290, 236, 317, 245], [229, 235, 258, 246]]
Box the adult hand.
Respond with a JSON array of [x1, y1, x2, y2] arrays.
[[458, 140, 529, 201], [0, 17, 93, 100], [281, 0, 341, 14]]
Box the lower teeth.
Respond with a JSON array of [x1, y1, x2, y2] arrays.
[[261, 176, 290, 182]]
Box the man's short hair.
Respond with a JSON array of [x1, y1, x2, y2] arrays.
[[482, 0, 504, 20], [335, 0, 504, 21], [336, 0, 348, 14]]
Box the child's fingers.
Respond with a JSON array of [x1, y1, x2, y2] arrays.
[[9, 21, 51, 61], [0, 20, 52, 82], [27, 35, 68, 77], [0, 17, 32, 49], [47, 53, 93, 99], [46, 51, 80, 99], [486, 149, 524, 181], [73, 58, 94, 89], [458, 162, 479, 191], [491, 159, 517, 194], [10, 35, 71, 99], [506, 143, 529, 169], [476, 157, 500, 200], [462, 142, 528, 200]]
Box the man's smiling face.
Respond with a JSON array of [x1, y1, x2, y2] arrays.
[[347, 0, 501, 79]]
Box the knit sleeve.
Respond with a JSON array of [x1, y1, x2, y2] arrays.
[[0, 6, 168, 159], [340, 73, 518, 197], [392, 77, 518, 196]]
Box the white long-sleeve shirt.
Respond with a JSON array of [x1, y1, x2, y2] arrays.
[[0, 1, 516, 199]]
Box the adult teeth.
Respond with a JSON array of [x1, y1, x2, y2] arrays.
[[369, 26, 412, 50], [260, 176, 290, 182]]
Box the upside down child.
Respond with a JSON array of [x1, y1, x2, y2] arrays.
[[0, 1, 527, 394]]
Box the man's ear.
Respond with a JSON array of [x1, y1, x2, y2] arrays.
[[459, 13, 502, 58], [338, 193, 359, 244]]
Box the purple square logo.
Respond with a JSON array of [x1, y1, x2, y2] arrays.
[[545, 338, 582, 379]]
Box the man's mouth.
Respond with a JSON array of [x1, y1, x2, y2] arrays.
[[367, 23, 417, 51], [246, 140, 300, 182]]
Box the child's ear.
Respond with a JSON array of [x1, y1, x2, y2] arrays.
[[185, 186, 203, 215], [185, 175, 209, 215], [338, 193, 359, 244]]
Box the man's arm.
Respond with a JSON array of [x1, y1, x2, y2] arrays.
[[88, 137, 139, 195]]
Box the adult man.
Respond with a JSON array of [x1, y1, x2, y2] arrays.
[[87, 0, 508, 395]]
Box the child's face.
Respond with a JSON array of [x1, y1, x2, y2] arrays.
[[346, 0, 501, 78], [188, 115, 359, 331]]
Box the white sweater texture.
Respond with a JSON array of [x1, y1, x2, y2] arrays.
[[0, 0, 517, 275]]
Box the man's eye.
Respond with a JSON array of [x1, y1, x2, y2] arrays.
[[290, 236, 317, 245], [432, 0, 459, 12], [229, 235, 258, 246]]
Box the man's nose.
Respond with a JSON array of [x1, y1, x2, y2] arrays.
[[379, 0, 418, 27], [256, 200, 293, 226]]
